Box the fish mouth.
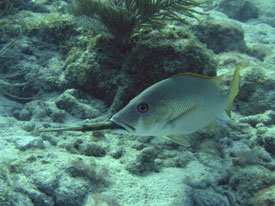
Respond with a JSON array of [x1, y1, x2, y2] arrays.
[[110, 117, 135, 133]]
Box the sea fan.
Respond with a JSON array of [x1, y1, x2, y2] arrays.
[[68, 0, 205, 38]]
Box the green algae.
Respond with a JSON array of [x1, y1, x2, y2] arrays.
[[62, 24, 217, 109], [0, 0, 19, 17], [0, 38, 17, 57], [254, 185, 275, 206]]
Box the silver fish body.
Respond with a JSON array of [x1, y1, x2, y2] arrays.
[[110, 68, 240, 144]]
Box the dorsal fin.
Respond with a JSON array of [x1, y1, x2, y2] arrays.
[[171, 72, 214, 79], [171, 72, 224, 88]]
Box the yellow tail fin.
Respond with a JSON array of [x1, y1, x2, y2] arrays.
[[226, 67, 240, 118]]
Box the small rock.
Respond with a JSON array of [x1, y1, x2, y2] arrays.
[[192, 19, 246, 53], [31, 171, 58, 196], [254, 184, 275, 206], [54, 176, 89, 206], [192, 189, 230, 206], [262, 127, 275, 155], [14, 136, 44, 151], [22, 122, 36, 132], [126, 147, 158, 175], [79, 142, 106, 157], [246, 45, 272, 61], [55, 89, 102, 119], [110, 147, 124, 159], [50, 110, 66, 123], [253, 146, 272, 162], [217, 0, 259, 22], [239, 110, 275, 127], [238, 68, 275, 116]]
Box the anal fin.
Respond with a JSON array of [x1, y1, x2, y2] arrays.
[[204, 119, 216, 131], [163, 135, 191, 146]]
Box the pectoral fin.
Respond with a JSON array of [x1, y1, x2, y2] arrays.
[[166, 105, 199, 126], [163, 135, 191, 146]]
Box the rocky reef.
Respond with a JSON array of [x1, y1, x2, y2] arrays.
[[0, 0, 275, 205]]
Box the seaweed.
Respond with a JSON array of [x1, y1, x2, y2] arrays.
[[69, 158, 109, 183], [0, 160, 18, 206], [0, 0, 48, 17], [0, 42, 32, 101], [0, 0, 23, 16], [0, 0, 16, 16], [68, 0, 206, 38], [0, 39, 17, 57], [0, 79, 32, 102]]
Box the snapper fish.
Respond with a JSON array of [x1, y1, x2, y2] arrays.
[[110, 67, 240, 145]]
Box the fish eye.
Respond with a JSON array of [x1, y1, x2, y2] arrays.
[[137, 103, 149, 113]]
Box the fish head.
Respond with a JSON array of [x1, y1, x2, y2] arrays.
[[110, 92, 173, 136]]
